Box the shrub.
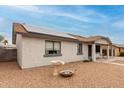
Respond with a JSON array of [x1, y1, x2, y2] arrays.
[[83, 60, 90, 62], [120, 52, 124, 57], [0, 35, 4, 42]]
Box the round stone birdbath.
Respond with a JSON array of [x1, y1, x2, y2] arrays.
[[59, 70, 74, 77], [50, 60, 65, 76]]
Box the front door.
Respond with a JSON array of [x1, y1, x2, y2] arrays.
[[88, 45, 92, 59], [113, 49, 115, 56]]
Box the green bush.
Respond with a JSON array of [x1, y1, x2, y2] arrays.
[[120, 52, 124, 57]]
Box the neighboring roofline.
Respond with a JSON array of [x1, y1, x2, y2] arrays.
[[112, 43, 124, 48]]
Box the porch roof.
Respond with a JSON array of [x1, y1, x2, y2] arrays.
[[69, 34, 112, 44]]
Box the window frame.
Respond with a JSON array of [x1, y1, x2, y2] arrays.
[[77, 42, 83, 55], [44, 40, 62, 57], [96, 45, 100, 53]]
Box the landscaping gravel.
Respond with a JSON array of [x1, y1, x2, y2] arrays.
[[0, 61, 124, 87]]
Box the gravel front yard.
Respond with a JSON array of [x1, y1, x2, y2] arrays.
[[0, 61, 124, 88]]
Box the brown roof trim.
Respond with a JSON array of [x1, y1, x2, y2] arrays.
[[21, 32, 78, 42], [68, 34, 91, 42], [69, 34, 112, 44], [86, 36, 112, 44], [12, 23, 78, 43], [12, 23, 28, 44]]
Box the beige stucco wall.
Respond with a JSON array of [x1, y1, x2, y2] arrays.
[[120, 48, 124, 52], [16, 34, 23, 67], [114, 47, 124, 56], [101, 46, 108, 49], [17, 36, 88, 69]]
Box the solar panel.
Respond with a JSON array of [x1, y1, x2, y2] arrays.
[[22, 24, 75, 39]]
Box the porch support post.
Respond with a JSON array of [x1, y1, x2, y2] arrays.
[[92, 43, 96, 62], [111, 46, 113, 57], [107, 45, 110, 59], [100, 45, 103, 58]]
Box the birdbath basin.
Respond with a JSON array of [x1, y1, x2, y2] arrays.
[[59, 70, 74, 77]]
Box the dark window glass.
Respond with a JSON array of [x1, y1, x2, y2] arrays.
[[96, 45, 100, 53], [45, 41, 61, 55], [77, 43, 83, 54]]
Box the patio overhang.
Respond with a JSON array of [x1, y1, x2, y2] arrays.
[[91, 38, 113, 62]]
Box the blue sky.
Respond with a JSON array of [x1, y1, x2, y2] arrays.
[[0, 5, 124, 44]]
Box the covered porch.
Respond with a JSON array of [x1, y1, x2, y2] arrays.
[[70, 34, 113, 62], [87, 36, 113, 62], [88, 44, 114, 62]]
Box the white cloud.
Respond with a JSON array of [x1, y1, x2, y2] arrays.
[[6, 5, 108, 23], [53, 12, 107, 23], [50, 6, 108, 23], [53, 12, 90, 22], [8, 5, 42, 13], [112, 20, 124, 29]]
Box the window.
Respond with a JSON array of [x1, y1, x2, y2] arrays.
[[109, 49, 111, 56], [102, 49, 107, 56], [96, 45, 100, 53], [45, 41, 61, 57], [77, 43, 83, 55]]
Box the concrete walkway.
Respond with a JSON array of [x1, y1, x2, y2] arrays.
[[109, 62, 124, 66], [96, 57, 124, 66]]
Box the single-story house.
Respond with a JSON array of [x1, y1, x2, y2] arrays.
[[112, 44, 124, 56], [12, 23, 113, 69]]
